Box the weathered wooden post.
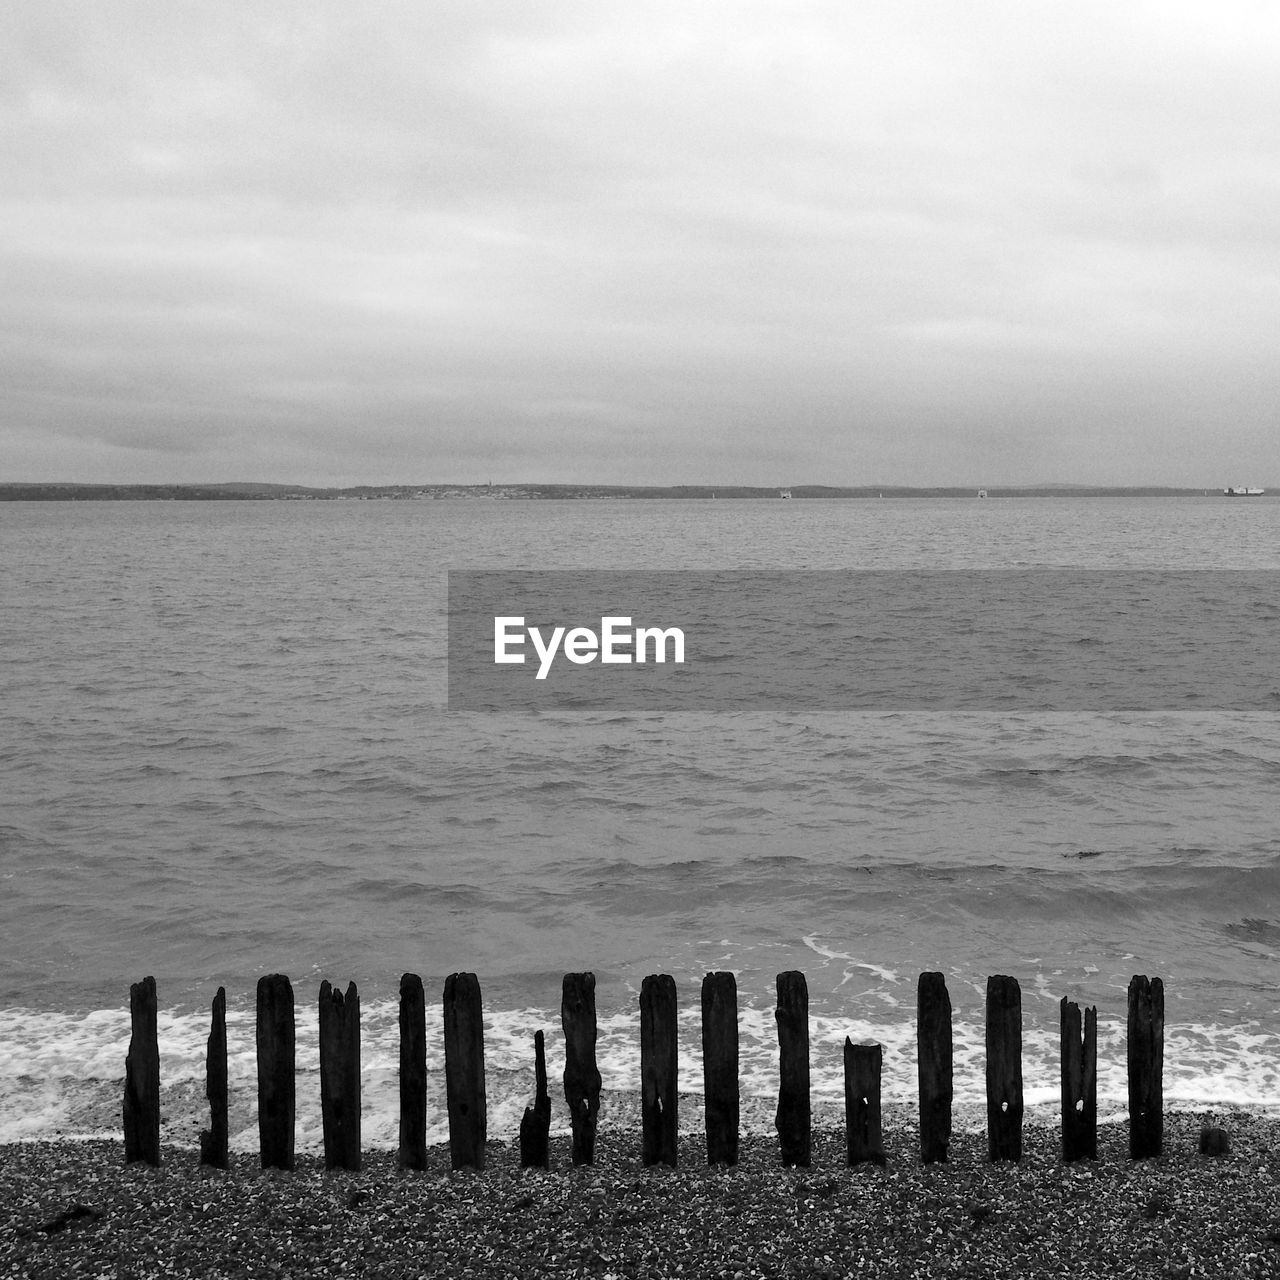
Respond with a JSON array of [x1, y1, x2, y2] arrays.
[[519, 1029, 551, 1168], [562, 972, 602, 1165], [443, 971, 486, 1170], [986, 974, 1022, 1162], [640, 974, 678, 1167], [1060, 997, 1097, 1162], [319, 980, 361, 1171], [256, 973, 295, 1170], [1128, 974, 1164, 1159], [398, 973, 428, 1170], [775, 970, 810, 1168], [844, 1039, 886, 1166], [123, 975, 161, 1166], [917, 971, 952, 1164], [702, 971, 739, 1166], [199, 986, 228, 1169]]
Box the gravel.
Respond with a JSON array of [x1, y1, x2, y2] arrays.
[[5, 1109, 1280, 1278]]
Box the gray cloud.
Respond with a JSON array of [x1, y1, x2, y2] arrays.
[[3, 1, 1279, 485]]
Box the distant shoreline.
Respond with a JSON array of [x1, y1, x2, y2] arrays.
[[0, 482, 1264, 502]]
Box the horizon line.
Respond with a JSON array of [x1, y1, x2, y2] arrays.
[[1, 480, 1268, 493]]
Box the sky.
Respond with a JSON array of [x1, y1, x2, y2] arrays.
[[3, 2, 1279, 487]]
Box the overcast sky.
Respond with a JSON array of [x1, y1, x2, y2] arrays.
[[4, 3, 1279, 486]]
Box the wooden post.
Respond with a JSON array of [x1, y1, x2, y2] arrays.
[[199, 987, 228, 1169], [443, 972, 487, 1170], [519, 1029, 551, 1168], [123, 975, 161, 1166], [916, 971, 952, 1164], [398, 973, 428, 1171], [986, 974, 1022, 1162], [640, 974, 678, 1167], [1128, 974, 1164, 1159], [701, 971, 739, 1167], [1060, 997, 1097, 1162], [562, 972, 602, 1165], [844, 1039, 886, 1166], [319, 980, 361, 1172], [256, 973, 295, 1170], [775, 970, 810, 1168]]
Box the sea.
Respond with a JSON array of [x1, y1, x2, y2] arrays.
[[2, 495, 1279, 1153]]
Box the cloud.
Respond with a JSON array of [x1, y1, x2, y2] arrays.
[[3, 1, 1280, 484]]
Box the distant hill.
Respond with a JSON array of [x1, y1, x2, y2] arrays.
[[0, 481, 321, 501]]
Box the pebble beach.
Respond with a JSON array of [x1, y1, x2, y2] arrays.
[[6, 1107, 1280, 1279]]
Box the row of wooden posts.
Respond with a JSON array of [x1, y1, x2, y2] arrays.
[[122, 970, 1167, 1173]]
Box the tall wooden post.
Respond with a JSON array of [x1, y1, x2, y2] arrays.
[[1060, 997, 1097, 1162], [398, 973, 428, 1170], [986, 974, 1022, 1162], [199, 986, 228, 1169], [443, 972, 487, 1170], [519, 1029, 551, 1169], [256, 973, 295, 1170], [640, 974, 678, 1167], [775, 970, 810, 1168], [319, 980, 361, 1171], [1128, 975, 1164, 1159], [123, 976, 161, 1166], [917, 971, 952, 1164], [702, 971, 739, 1166], [562, 972, 602, 1165], [844, 1040, 886, 1166]]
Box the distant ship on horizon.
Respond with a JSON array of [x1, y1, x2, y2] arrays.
[[1224, 485, 1265, 496]]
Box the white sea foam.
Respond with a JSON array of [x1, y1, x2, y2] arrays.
[[801, 935, 899, 990], [4, 998, 1278, 1152]]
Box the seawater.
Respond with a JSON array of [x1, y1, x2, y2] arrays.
[[2, 497, 1279, 1150]]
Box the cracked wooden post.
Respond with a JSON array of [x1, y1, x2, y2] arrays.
[[1060, 996, 1097, 1162], [319, 979, 361, 1172], [844, 1039, 886, 1166], [256, 973, 295, 1170], [443, 971, 486, 1170], [199, 986, 228, 1169], [519, 1029, 551, 1168], [775, 970, 810, 1168], [986, 974, 1023, 1162], [917, 971, 952, 1164], [562, 972, 602, 1165], [123, 975, 161, 1166], [398, 973, 427, 1171], [701, 971, 739, 1166], [1128, 974, 1164, 1159], [640, 973, 678, 1167]]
